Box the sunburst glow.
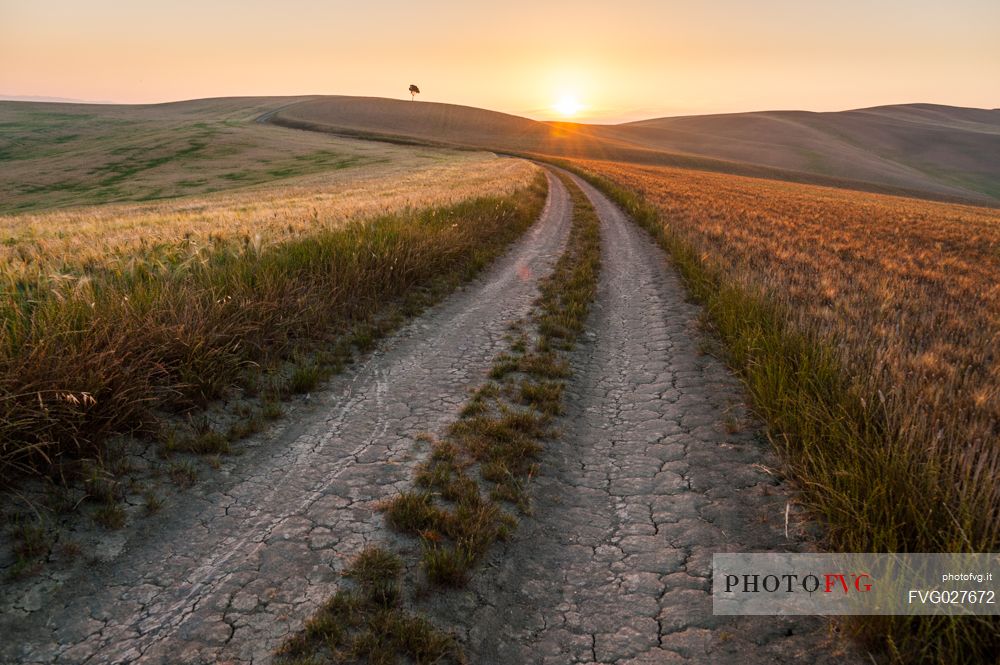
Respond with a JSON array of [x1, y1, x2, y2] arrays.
[[553, 95, 583, 118]]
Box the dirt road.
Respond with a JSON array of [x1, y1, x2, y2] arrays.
[[1, 168, 856, 664], [424, 171, 855, 664]]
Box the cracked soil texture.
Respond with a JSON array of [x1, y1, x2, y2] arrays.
[[0, 172, 573, 665], [422, 172, 862, 664]]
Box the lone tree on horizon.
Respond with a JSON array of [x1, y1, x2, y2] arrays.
[[409, 84, 420, 101]]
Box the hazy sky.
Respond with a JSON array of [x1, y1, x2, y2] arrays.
[[2, 0, 998, 122]]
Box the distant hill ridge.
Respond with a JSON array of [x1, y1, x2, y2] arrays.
[[270, 97, 1000, 203], [603, 103, 1000, 201]]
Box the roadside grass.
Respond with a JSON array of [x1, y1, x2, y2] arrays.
[[562, 160, 998, 665], [167, 462, 198, 488], [277, 171, 602, 663], [9, 517, 52, 578], [92, 503, 126, 530], [143, 490, 162, 515], [0, 173, 547, 566], [1, 175, 545, 476]]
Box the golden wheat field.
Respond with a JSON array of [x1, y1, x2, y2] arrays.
[[584, 160, 1000, 449], [1, 153, 537, 278], [579, 158, 1000, 550]]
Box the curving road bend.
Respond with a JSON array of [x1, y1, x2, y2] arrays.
[[424, 171, 862, 664], [0, 171, 572, 665]]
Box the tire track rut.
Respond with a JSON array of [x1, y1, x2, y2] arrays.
[[424, 171, 861, 664], [0, 172, 572, 665]]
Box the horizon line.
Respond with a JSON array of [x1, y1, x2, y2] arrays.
[[2, 93, 998, 126]]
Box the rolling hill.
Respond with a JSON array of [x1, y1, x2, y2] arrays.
[[270, 97, 1000, 203], [0, 96, 501, 213], [598, 104, 1000, 201]]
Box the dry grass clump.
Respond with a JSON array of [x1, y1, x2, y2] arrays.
[[276, 546, 464, 665], [0, 170, 546, 485], [571, 159, 998, 663]]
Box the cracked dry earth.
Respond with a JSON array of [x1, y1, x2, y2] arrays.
[[424, 172, 861, 664], [0, 173, 573, 665]]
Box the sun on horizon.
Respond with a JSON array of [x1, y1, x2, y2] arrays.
[[552, 94, 583, 118]]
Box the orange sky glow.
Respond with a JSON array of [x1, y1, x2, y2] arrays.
[[2, 0, 998, 123]]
